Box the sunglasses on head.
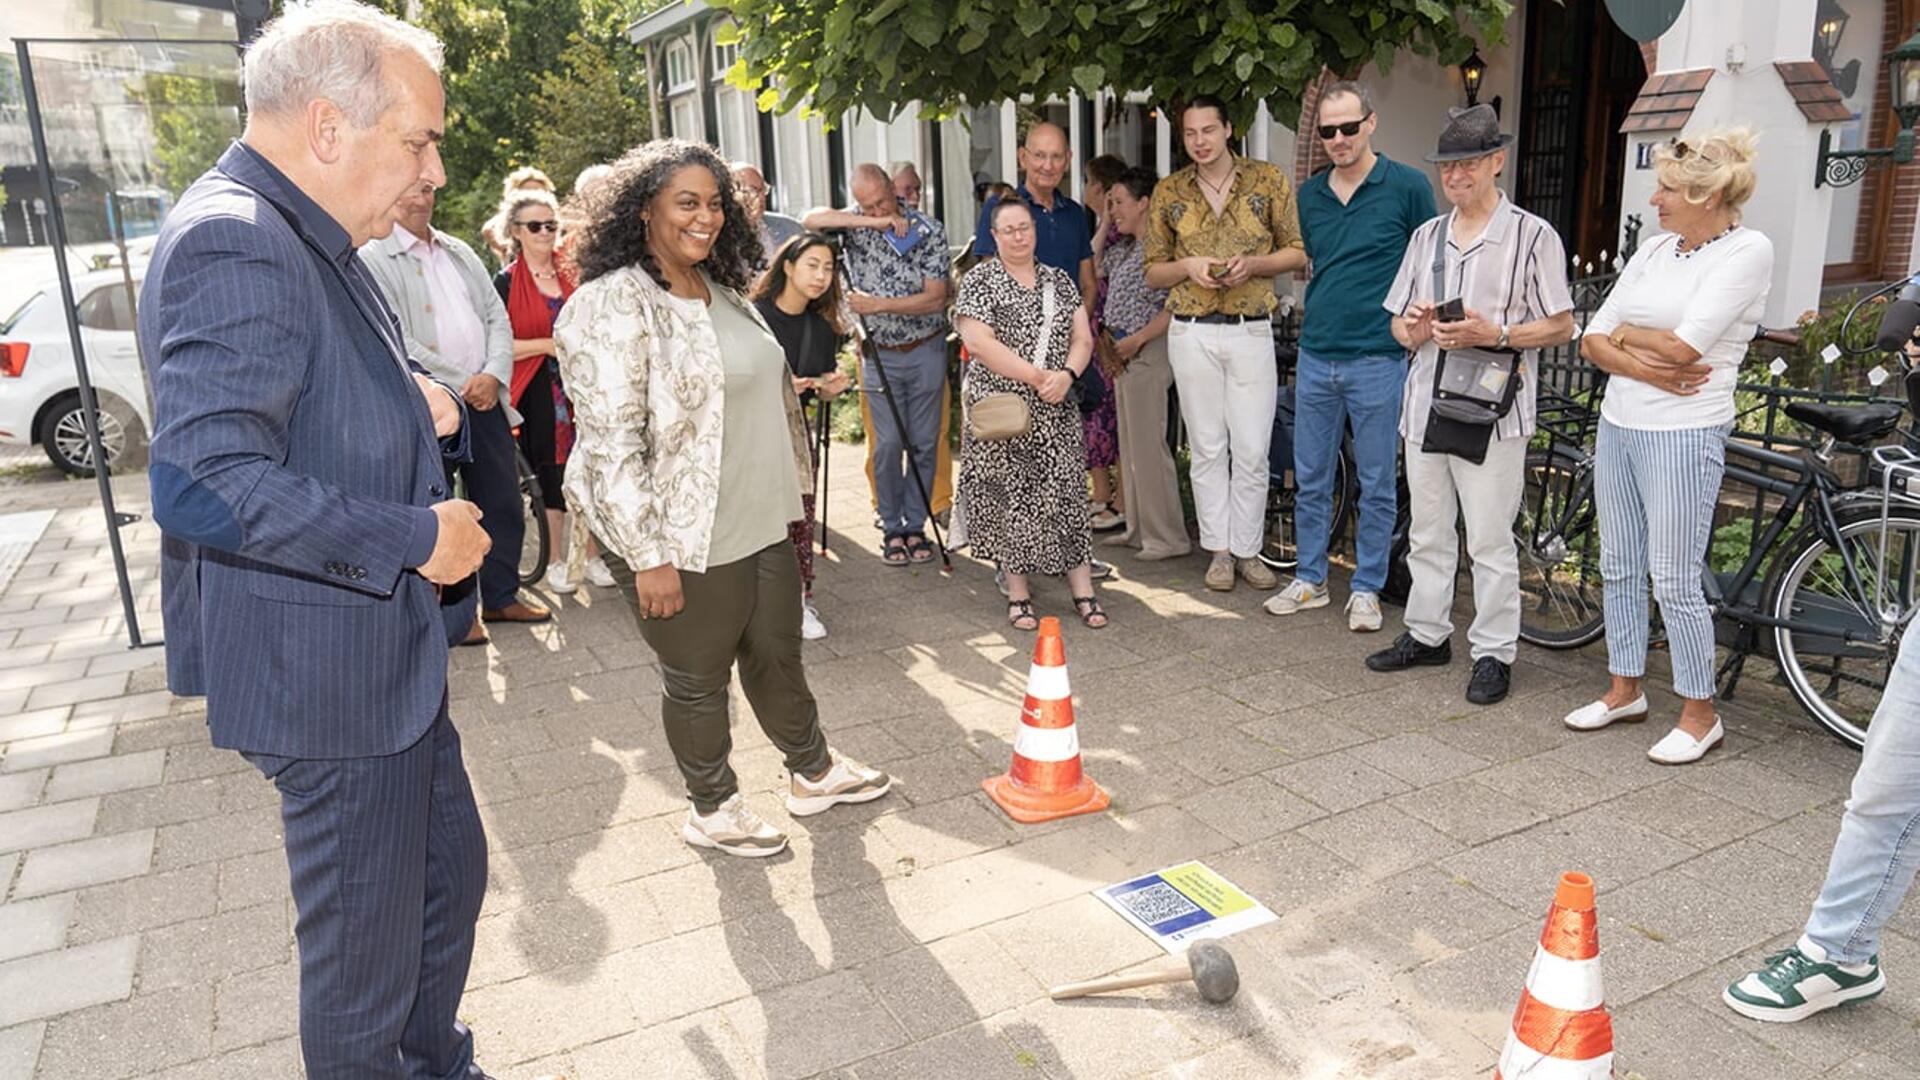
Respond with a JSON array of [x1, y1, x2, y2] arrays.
[[1317, 113, 1372, 140], [516, 220, 559, 234]]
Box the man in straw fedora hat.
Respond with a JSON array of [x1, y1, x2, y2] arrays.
[[1364, 103, 1574, 706]]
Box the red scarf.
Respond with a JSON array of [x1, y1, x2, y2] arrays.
[[505, 258, 575, 408]]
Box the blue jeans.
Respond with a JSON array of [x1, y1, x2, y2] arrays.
[[1802, 629, 1920, 965], [1595, 419, 1729, 700], [864, 336, 946, 538], [1293, 349, 1404, 594]]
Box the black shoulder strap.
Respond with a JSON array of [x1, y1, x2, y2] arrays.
[[1431, 213, 1450, 302]]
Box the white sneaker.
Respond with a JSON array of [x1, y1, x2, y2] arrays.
[[1562, 694, 1650, 731], [800, 601, 827, 640], [582, 556, 615, 588], [1647, 718, 1724, 765], [1264, 578, 1329, 616], [683, 794, 788, 857], [1346, 591, 1383, 632], [786, 751, 893, 817], [544, 561, 577, 595]]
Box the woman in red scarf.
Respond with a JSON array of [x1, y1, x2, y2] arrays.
[[492, 187, 608, 593]]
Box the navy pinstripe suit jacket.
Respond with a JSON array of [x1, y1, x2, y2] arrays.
[[140, 143, 467, 760]]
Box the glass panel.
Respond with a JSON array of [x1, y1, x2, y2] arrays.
[[1824, 0, 1886, 264]]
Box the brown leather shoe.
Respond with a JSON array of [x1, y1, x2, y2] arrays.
[[482, 600, 552, 624], [459, 618, 488, 647]]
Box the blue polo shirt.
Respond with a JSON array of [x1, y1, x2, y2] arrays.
[[972, 185, 1094, 277], [1298, 154, 1436, 361]]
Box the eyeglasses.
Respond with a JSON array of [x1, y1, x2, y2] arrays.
[[738, 185, 767, 199], [993, 223, 1035, 237], [516, 220, 559, 234], [1317, 113, 1373, 140]]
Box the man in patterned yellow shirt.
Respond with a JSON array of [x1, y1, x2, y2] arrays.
[[1145, 94, 1307, 592]]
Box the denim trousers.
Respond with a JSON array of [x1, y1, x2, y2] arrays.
[[1802, 628, 1920, 964], [1594, 418, 1729, 700], [1293, 349, 1404, 593]]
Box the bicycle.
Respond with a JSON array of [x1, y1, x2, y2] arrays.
[[1513, 328, 1920, 748]]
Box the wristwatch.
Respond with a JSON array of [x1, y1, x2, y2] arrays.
[[1496, 324, 1511, 350]]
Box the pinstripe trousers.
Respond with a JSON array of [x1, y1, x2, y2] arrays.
[[244, 704, 488, 1079], [1594, 417, 1731, 700]]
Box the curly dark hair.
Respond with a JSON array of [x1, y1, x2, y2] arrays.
[[566, 138, 762, 291]]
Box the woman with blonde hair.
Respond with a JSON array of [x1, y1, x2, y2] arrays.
[[1568, 129, 1772, 763]]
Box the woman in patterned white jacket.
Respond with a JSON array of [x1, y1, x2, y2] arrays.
[[555, 140, 891, 858]]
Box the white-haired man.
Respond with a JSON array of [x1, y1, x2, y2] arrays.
[[138, 2, 496, 1076]]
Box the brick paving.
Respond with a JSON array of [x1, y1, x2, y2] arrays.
[[0, 457, 1915, 1079]]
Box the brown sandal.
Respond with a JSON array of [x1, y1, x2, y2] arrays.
[[1072, 595, 1109, 629], [1007, 599, 1039, 632]]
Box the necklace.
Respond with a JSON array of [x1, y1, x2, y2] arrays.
[[1674, 223, 1736, 259], [1196, 158, 1235, 198]]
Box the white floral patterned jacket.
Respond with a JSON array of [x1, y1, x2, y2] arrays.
[[553, 264, 813, 573]]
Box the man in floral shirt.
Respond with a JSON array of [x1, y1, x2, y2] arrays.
[[804, 164, 952, 564]]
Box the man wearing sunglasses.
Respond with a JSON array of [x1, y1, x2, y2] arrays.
[[1266, 81, 1435, 631]]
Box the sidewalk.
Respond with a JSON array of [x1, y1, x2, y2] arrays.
[[0, 454, 1912, 1079]]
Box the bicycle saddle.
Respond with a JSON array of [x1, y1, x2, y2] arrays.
[[1783, 401, 1905, 444]]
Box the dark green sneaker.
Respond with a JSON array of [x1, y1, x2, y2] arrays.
[[1723, 944, 1885, 1023]]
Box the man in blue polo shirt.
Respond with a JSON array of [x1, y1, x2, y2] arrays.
[[973, 121, 1097, 308], [1266, 80, 1436, 632]]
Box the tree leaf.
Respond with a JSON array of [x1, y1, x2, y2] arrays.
[[902, 6, 945, 48], [1071, 62, 1106, 94], [1233, 51, 1256, 82], [1076, 4, 1097, 29]]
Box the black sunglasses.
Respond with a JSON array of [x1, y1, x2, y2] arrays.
[[1317, 113, 1373, 140], [516, 220, 559, 234]]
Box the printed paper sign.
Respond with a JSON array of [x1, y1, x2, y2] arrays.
[[1096, 861, 1276, 954]]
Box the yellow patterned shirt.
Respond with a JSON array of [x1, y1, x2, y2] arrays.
[[1144, 158, 1304, 317]]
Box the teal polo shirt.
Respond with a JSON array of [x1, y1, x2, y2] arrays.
[[1298, 154, 1436, 361]]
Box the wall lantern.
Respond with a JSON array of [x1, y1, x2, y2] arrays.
[[1460, 46, 1487, 106], [1818, 22, 1920, 186]]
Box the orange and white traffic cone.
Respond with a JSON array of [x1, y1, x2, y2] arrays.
[[982, 616, 1110, 824], [1496, 871, 1615, 1080]]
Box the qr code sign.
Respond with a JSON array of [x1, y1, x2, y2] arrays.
[[1117, 881, 1202, 928]]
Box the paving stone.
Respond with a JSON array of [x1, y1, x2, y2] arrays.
[[0, 770, 45, 813], [1469, 752, 1638, 815], [1387, 778, 1550, 846], [854, 929, 1046, 1042], [1155, 726, 1291, 784], [94, 778, 224, 833], [1267, 749, 1412, 813], [468, 877, 673, 988], [215, 850, 288, 913], [1298, 802, 1466, 879], [14, 829, 154, 898], [33, 982, 213, 1079], [0, 893, 73, 963], [0, 935, 138, 1027], [67, 863, 220, 944], [1, 728, 114, 772], [1521, 805, 1700, 891], [881, 830, 1132, 944], [565, 1009, 765, 1080], [151, 806, 282, 870], [64, 689, 175, 730], [141, 1038, 303, 1080], [0, 708, 67, 744], [1612, 989, 1820, 1079], [460, 957, 642, 1064], [846, 1021, 1033, 1080], [989, 990, 1201, 1078], [1436, 830, 1569, 910], [1206, 831, 1366, 916], [138, 902, 291, 991], [0, 797, 98, 854], [211, 962, 298, 1051], [112, 715, 213, 755], [0, 1022, 43, 1080], [0, 852, 16, 896], [1677, 757, 1841, 821], [1317, 864, 1528, 972], [721, 969, 908, 1080], [23, 671, 130, 711], [161, 744, 252, 784], [1604, 777, 1778, 851], [1177, 774, 1325, 845], [865, 792, 1016, 872], [1346, 732, 1491, 789], [44, 749, 165, 802]]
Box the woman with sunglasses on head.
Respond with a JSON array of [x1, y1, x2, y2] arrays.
[[493, 187, 612, 594], [750, 232, 854, 640], [1572, 129, 1771, 764]]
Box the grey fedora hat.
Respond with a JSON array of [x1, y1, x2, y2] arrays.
[[1424, 104, 1515, 163]]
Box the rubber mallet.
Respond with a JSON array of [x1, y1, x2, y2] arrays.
[[1048, 940, 1240, 1004]]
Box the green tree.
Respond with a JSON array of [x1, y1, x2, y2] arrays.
[[716, 0, 1514, 127], [531, 32, 652, 195], [127, 73, 244, 198]]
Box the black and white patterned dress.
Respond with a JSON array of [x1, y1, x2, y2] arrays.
[[954, 259, 1093, 576]]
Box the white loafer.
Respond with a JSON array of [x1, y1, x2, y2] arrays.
[[1647, 719, 1724, 765], [1562, 694, 1649, 731]]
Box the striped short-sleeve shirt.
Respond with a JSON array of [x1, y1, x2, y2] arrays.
[[1383, 197, 1573, 445]]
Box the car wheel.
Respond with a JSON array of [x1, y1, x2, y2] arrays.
[[39, 393, 146, 477]]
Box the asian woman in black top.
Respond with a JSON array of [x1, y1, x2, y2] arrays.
[[751, 232, 852, 640]]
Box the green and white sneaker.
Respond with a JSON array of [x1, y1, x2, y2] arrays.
[[1723, 940, 1885, 1023]]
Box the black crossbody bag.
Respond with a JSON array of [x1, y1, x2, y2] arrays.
[[1422, 215, 1522, 465]]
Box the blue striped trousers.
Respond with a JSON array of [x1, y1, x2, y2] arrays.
[[1594, 417, 1731, 700]]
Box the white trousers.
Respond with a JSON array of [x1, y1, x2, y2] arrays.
[[1401, 435, 1527, 663], [1166, 318, 1277, 558]]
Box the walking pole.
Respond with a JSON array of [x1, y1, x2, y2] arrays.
[[815, 392, 831, 555], [860, 334, 953, 575]]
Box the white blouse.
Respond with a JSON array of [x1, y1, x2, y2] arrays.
[[1585, 227, 1773, 431]]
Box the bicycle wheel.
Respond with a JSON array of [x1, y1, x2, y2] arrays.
[[517, 451, 550, 587], [1768, 507, 1920, 748], [1516, 447, 1606, 649], [1261, 451, 1352, 573]]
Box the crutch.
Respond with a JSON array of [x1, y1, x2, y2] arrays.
[[813, 392, 831, 555], [859, 333, 953, 575]]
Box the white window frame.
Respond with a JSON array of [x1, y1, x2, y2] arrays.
[[710, 38, 739, 82], [665, 41, 694, 94]]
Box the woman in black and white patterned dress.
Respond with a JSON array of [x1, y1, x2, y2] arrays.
[[953, 199, 1106, 630]]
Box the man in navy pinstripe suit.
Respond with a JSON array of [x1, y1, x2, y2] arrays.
[[138, 4, 498, 1076]]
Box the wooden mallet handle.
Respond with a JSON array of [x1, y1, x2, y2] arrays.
[[1049, 957, 1192, 1000]]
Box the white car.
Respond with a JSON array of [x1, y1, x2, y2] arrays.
[[0, 268, 151, 475]]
